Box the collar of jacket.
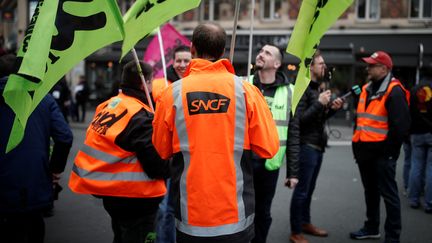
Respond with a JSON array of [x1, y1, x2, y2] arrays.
[[366, 72, 392, 99], [309, 80, 321, 90], [121, 87, 150, 106], [183, 58, 235, 77], [253, 70, 290, 90]]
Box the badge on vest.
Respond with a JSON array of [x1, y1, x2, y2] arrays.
[[186, 92, 231, 115], [108, 97, 122, 109]]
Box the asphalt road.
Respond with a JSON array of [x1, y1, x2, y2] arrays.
[[44, 121, 432, 243]]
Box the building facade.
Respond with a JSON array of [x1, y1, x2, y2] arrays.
[[1, 0, 431, 108]]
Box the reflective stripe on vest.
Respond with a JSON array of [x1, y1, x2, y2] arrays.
[[69, 93, 166, 198], [80, 144, 138, 164], [172, 75, 252, 237], [353, 79, 409, 142], [72, 163, 153, 181], [357, 112, 388, 122], [265, 84, 292, 171]]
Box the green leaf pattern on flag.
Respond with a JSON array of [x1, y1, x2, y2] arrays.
[[286, 0, 353, 114], [3, 0, 125, 152], [121, 0, 201, 58]]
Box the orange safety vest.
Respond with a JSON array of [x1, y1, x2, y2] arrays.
[[353, 78, 409, 142], [69, 92, 166, 198], [152, 59, 279, 237], [152, 78, 172, 102]]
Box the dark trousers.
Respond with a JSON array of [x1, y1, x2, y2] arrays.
[[357, 155, 401, 241], [75, 101, 86, 122], [251, 159, 279, 243], [111, 213, 157, 243], [103, 197, 161, 243], [0, 212, 45, 243], [290, 144, 323, 234]]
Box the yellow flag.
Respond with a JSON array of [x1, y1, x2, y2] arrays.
[[286, 0, 353, 113]]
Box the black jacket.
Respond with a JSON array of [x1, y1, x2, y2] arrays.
[[252, 71, 299, 178], [103, 87, 170, 218], [292, 80, 337, 152], [352, 75, 411, 161], [115, 87, 170, 179], [410, 79, 432, 134]]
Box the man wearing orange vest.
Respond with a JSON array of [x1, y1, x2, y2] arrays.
[[350, 51, 410, 243], [69, 61, 170, 243], [152, 45, 191, 102], [152, 23, 279, 243]]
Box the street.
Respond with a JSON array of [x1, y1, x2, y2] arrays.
[[45, 121, 432, 243]]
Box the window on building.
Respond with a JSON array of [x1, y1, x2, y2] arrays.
[[199, 0, 237, 21], [174, 0, 217, 22], [173, 9, 198, 22], [261, 0, 282, 21], [410, 0, 432, 19], [356, 0, 380, 21], [173, 0, 250, 22]]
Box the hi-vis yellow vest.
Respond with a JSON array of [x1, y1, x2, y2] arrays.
[[250, 76, 293, 170]]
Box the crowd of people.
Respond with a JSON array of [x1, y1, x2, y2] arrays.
[[0, 22, 431, 243]]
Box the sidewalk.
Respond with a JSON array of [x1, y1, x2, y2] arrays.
[[68, 110, 95, 130], [327, 123, 354, 146]]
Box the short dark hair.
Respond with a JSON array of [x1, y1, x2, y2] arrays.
[[192, 23, 226, 60], [264, 44, 284, 63], [121, 60, 153, 90], [0, 54, 17, 77], [173, 45, 190, 59]]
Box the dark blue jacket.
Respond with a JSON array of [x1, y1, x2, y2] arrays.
[[0, 76, 73, 214]]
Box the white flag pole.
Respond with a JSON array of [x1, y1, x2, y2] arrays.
[[132, 48, 155, 112], [229, 0, 241, 62], [157, 27, 169, 87], [246, 0, 256, 81]]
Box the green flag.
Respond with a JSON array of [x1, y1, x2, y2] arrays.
[[3, 0, 125, 153], [121, 0, 201, 58], [286, 0, 353, 113]]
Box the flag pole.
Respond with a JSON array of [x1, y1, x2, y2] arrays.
[[229, 0, 241, 62], [246, 0, 256, 81], [132, 48, 155, 112], [157, 27, 169, 87]]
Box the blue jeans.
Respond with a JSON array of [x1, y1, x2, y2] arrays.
[[155, 179, 176, 243], [403, 141, 411, 191], [408, 133, 432, 209], [290, 144, 323, 234]]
